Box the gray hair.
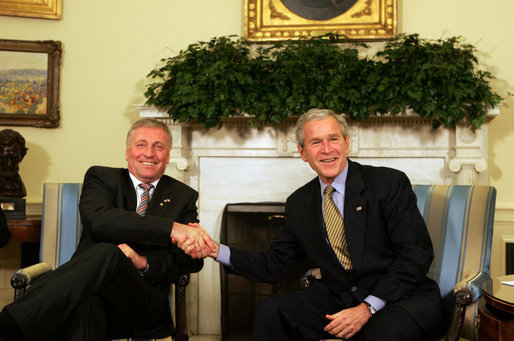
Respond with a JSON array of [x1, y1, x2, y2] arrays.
[[295, 108, 349, 147], [126, 118, 172, 149]]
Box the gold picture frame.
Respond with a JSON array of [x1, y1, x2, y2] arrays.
[[0, 39, 62, 128], [0, 0, 62, 20], [245, 0, 397, 42]]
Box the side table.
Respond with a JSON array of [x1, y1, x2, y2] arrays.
[[7, 218, 41, 267], [478, 274, 514, 341]]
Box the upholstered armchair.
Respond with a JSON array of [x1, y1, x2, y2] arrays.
[[10, 183, 191, 341], [301, 185, 496, 341]]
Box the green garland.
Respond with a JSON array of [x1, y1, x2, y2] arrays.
[[145, 34, 502, 129]]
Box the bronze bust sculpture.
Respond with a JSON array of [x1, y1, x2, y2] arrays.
[[0, 129, 28, 198]]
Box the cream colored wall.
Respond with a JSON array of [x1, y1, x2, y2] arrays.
[[0, 1, 512, 207], [0, 1, 244, 205]]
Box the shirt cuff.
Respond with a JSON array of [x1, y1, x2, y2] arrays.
[[364, 295, 386, 312], [139, 263, 149, 275], [216, 244, 232, 267]]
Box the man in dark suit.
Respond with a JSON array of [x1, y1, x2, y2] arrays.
[[181, 108, 443, 340], [0, 206, 9, 248], [0, 118, 214, 340]]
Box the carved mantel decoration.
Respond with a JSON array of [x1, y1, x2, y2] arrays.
[[136, 105, 498, 186]]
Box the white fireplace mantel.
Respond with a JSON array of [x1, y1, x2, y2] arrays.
[[136, 104, 498, 335]]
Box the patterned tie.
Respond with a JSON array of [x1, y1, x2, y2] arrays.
[[324, 186, 352, 270], [136, 183, 154, 216]]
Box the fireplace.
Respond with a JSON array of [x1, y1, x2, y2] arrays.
[[219, 203, 310, 340], [136, 104, 495, 335]]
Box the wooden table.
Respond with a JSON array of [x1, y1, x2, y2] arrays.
[[7, 218, 41, 242], [7, 218, 41, 267], [479, 275, 514, 341]]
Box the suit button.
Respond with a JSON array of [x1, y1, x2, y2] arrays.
[[351, 286, 357, 292]]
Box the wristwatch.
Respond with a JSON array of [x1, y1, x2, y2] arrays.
[[364, 301, 376, 316]]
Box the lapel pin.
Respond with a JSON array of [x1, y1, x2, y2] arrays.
[[356, 206, 362, 211], [160, 199, 171, 206]]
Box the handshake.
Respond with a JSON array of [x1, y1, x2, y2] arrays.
[[170, 222, 219, 259]]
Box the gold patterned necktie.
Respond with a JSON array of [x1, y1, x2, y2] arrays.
[[323, 185, 352, 270], [136, 183, 154, 216]]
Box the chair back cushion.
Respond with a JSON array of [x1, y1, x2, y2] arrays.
[[40, 183, 83, 268], [412, 185, 496, 340]]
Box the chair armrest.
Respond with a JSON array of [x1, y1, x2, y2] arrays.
[[445, 272, 490, 341], [454, 272, 491, 303], [11, 262, 53, 301], [174, 273, 190, 341]]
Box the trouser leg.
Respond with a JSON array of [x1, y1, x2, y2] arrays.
[[356, 304, 427, 341], [4, 243, 162, 340], [252, 280, 343, 341]]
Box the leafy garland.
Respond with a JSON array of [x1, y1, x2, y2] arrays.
[[144, 34, 502, 129]]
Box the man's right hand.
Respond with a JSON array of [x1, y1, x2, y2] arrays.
[[170, 222, 217, 259]]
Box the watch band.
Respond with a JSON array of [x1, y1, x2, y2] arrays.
[[364, 301, 376, 316]]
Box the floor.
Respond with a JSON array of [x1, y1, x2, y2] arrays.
[[190, 336, 221, 341]]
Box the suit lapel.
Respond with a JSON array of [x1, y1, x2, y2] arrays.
[[344, 160, 367, 274], [147, 176, 175, 217], [302, 180, 327, 248], [122, 170, 137, 212]]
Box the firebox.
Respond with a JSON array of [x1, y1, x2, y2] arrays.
[[219, 203, 310, 340]]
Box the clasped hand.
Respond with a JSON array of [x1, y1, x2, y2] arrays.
[[171, 222, 218, 259]]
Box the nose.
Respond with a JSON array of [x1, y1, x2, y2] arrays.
[[143, 145, 156, 157], [320, 140, 332, 153]]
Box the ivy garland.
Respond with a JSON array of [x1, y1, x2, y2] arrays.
[[145, 34, 502, 129]]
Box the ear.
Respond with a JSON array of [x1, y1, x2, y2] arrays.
[[297, 144, 308, 162], [125, 148, 129, 161]]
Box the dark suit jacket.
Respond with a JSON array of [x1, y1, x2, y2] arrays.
[[228, 160, 442, 337], [0, 206, 9, 248], [76, 166, 203, 328]]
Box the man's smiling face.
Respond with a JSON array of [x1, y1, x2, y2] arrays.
[[297, 116, 350, 185], [126, 126, 170, 183]]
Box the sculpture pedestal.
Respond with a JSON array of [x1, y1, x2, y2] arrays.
[[0, 197, 26, 219]]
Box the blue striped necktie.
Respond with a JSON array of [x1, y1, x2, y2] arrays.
[[137, 183, 154, 216], [324, 185, 352, 270]]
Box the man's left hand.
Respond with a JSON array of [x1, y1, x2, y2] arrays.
[[324, 303, 371, 339], [117, 243, 148, 271]]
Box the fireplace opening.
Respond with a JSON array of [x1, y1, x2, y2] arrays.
[[219, 203, 311, 340]]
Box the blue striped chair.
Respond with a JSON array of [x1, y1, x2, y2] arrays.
[[11, 183, 190, 341], [412, 185, 496, 341], [301, 184, 496, 341]]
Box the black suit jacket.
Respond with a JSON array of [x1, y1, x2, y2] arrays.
[[77, 165, 203, 292], [228, 160, 442, 336]]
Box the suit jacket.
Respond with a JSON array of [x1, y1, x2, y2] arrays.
[[228, 160, 442, 336], [77, 165, 203, 292]]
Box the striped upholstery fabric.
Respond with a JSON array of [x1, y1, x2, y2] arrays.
[[40, 183, 83, 268], [412, 185, 496, 341]]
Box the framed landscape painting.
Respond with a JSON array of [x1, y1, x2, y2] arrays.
[[245, 0, 397, 42], [0, 39, 61, 128]]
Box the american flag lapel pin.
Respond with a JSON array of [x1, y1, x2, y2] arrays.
[[160, 199, 171, 206]]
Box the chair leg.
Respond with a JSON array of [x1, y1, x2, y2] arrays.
[[174, 274, 190, 341]]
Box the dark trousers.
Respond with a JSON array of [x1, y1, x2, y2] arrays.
[[253, 280, 427, 341], [5, 243, 171, 340]]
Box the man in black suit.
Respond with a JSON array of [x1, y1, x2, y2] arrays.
[[0, 206, 9, 248], [0, 118, 214, 340], [181, 109, 443, 340]]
